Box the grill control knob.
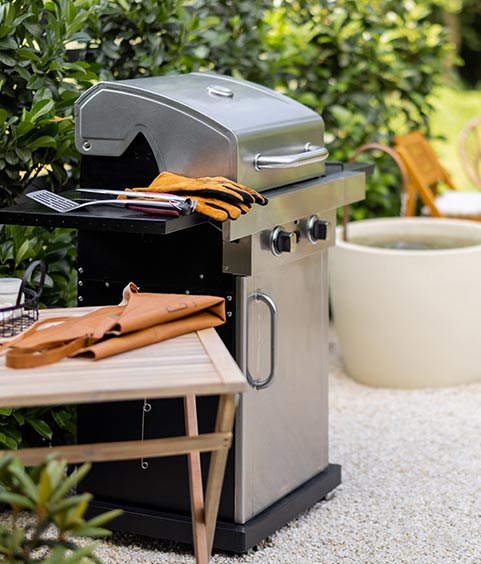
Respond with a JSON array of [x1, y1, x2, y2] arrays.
[[271, 226, 297, 256], [307, 215, 329, 244]]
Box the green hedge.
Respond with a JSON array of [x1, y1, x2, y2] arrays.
[[0, 0, 453, 215]]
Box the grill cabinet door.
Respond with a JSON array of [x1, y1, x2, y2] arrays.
[[235, 250, 329, 523]]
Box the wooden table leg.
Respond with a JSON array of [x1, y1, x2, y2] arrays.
[[184, 394, 237, 563], [184, 394, 209, 564], [204, 393, 237, 556]]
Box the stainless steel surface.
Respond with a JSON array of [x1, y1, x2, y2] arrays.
[[246, 291, 278, 390], [26, 190, 191, 214], [235, 250, 330, 523], [76, 188, 190, 203], [206, 84, 234, 98], [254, 144, 328, 170], [222, 169, 365, 242], [223, 210, 336, 276], [228, 173, 338, 520], [74, 72, 326, 192]]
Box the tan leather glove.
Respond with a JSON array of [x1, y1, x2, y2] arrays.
[[127, 172, 267, 221], [199, 176, 268, 206], [194, 197, 249, 221], [145, 172, 258, 205]]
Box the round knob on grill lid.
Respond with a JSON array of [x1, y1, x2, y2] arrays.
[[207, 84, 234, 98]]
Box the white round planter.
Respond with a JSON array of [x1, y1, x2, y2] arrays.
[[329, 217, 481, 388]]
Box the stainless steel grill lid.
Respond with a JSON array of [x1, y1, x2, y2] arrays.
[[74, 72, 328, 192]]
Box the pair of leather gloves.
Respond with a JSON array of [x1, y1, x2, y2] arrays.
[[127, 171, 268, 221]]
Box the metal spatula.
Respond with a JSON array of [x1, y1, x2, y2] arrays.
[[26, 190, 195, 215]]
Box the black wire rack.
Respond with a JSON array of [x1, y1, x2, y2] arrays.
[[0, 261, 46, 339]]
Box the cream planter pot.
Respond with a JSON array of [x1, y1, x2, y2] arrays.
[[329, 217, 481, 388]]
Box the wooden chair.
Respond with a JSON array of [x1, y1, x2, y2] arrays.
[[342, 142, 415, 240], [349, 142, 416, 215], [394, 130, 481, 220], [458, 113, 481, 190]]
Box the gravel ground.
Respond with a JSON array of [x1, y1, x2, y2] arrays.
[[4, 331, 481, 563]]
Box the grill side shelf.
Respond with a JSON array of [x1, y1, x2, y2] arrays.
[[0, 193, 207, 235], [0, 163, 370, 236]]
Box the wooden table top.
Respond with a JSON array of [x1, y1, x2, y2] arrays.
[[0, 307, 246, 408]]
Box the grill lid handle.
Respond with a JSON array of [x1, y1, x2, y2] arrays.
[[254, 143, 328, 170]]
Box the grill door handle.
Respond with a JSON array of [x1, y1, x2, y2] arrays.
[[246, 291, 278, 390], [254, 143, 328, 170]]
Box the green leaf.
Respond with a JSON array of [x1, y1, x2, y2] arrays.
[[38, 468, 52, 506], [29, 99, 55, 122], [67, 12, 89, 37], [1, 427, 21, 447], [26, 136, 57, 150], [44, 458, 67, 492], [0, 432, 16, 449], [27, 75, 45, 90], [0, 26, 10, 41], [68, 496, 89, 524], [50, 463, 91, 502], [17, 48, 40, 62], [5, 152, 18, 166], [101, 41, 120, 59], [25, 417, 53, 440], [63, 61, 88, 74], [0, 108, 7, 127], [48, 61, 63, 72], [16, 65, 31, 82], [0, 52, 16, 66], [0, 408, 12, 416], [14, 147, 31, 162], [0, 37, 16, 51], [49, 493, 92, 514], [0, 491, 35, 510], [16, 121, 35, 136], [51, 409, 72, 429], [15, 239, 32, 265], [71, 526, 112, 538], [42, 545, 70, 564], [24, 22, 42, 38], [84, 509, 123, 528], [58, 542, 99, 562], [12, 411, 24, 426], [9, 462, 38, 502], [0, 454, 14, 473]]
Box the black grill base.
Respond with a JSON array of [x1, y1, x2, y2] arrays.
[[85, 464, 341, 554]]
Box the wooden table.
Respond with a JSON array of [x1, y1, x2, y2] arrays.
[[0, 308, 246, 564]]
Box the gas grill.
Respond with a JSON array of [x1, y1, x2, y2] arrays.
[[0, 72, 365, 552]]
